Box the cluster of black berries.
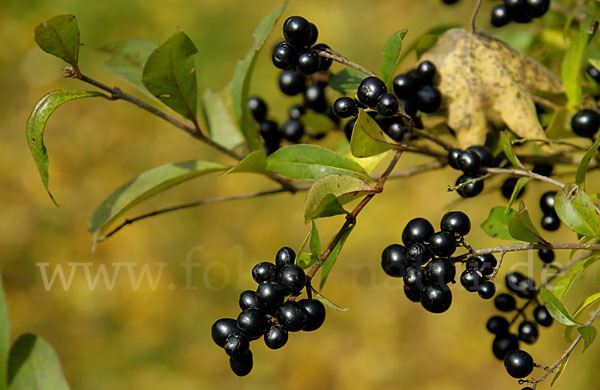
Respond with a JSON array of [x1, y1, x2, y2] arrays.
[[211, 247, 326, 376], [491, 0, 551, 28], [500, 163, 553, 200], [571, 108, 600, 139], [486, 272, 553, 380], [381, 211, 497, 313], [447, 145, 494, 198], [539, 190, 561, 231]]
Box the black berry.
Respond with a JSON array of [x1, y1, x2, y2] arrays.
[[279, 70, 305, 95], [429, 231, 457, 257], [420, 285, 452, 313], [404, 284, 422, 302], [477, 254, 497, 276], [402, 217, 435, 246], [252, 262, 277, 284], [297, 49, 321, 75], [539, 191, 556, 214], [237, 308, 268, 339], [276, 247, 296, 267], [224, 332, 250, 357], [501, 177, 525, 200], [487, 315, 509, 335], [532, 163, 553, 177], [277, 301, 308, 332], [416, 85, 442, 113], [299, 299, 326, 331], [272, 41, 298, 70], [447, 149, 462, 170], [283, 16, 313, 47], [533, 305, 553, 327], [304, 85, 327, 112], [457, 150, 482, 175], [248, 96, 267, 121], [541, 213, 560, 231], [333, 97, 358, 118], [456, 174, 484, 198], [277, 265, 306, 295], [392, 73, 418, 99], [518, 321, 539, 344], [407, 242, 433, 266], [289, 104, 305, 120], [255, 281, 285, 313], [571, 109, 600, 138], [313, 43, 332, 70], [344, 118, 357, 141], [377, 93, 399, 117], [467, 145, 493, 167], [524, 0, 550, 18], [259, 120, 280, 145], [478, 281, 496, 299], [264, 324, 288, 349], [587, 65, 600, 84], [495, 293, 516, 312], [230, 350, 253, 376], [399, 98, 418, 118], [211, 318, 238, 348], [491, 5, 511, 27], [504, 350, 534, 378], [381, 116, 405, 141], [381, 244, 409, 277], [239, 290, 258, 310], [425, 257, 456, 286], [416, 61, 436, 85], [460, 269, 482, 292], [404, 266, 426, 291], [281, 119, 304, 142], [357, 77, 387, 107], [307, 23, 319, 46], [505, 0, 533, 23], [492, 334, 519, 360], [538, 248, 555, 263]]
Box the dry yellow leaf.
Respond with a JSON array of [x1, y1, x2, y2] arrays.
[[420, 28, 563, 149]]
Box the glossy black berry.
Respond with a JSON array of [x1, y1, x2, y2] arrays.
[[425, 258, 456, 286], [478, 281, 496, 299], [492, 334, 520, 360], [344, 118, 357, 141], [416, 61, 436, 85], [457, 150, 482, 175], [381, 244, 409, 277], [447, 149, 462, 170], [381, 117, 405, 141], [333, 97, 358, 118], [540, 193, 557, 215], [264, 324, 288, 349], [289, 104, 305, 120], [501, 177, 526, 200], [297, 49, 320, 75], [237, 309, 268, 339], [468, 145, 493, 167], [460, 269, 482, 292], [357, 77, 387, 107], [211, 318, 238, 348], [518, 321, 538, 344], [277, 265, 306, 295], [404, 284, 422, 302], [538, 248, 555, 263], [224, 332, 250, 357], [541, 213, 560, 231], [504, 350, 534, 378], [571, 109, 600, 138], [308, 23, 319, 46], [259, 120, 280, 144], [505, 0, 533, 23], [248, 96, 267, 121], [402, 217, 435, 246], [407, 242, 433, 266], [420, 285, 452, 313], [524, 0, 550, 18], [505, 272, 525, 293], [272, 41, 298, 70], [404, 266, 426, 291], [487, 315, 509, 335], [393, 73, 419, 99], [239, 290, 258, 310], [283, 16, 313, 47], [377, 93, 399, 117], [416, 85, 441, 113], [456, 174, 484, 198], [276, 247, 296, 267], [399, 98, 418, 118], [491, 5, 511, 27], [255, 282, 285, 313], [533, 163, 553, 177], [303, 85, 327, 112], [229, 350, 253, 376], [277, 301, 307, 332], [279, 70, 305, 96], [495, 293, 516, 312], [475, 254, 497, 276], [281, 119, 304, 142], [299, 299, 326, 331], [515, 277, 536, 299], [534, 306, 553, 327], [252, 262, 277, 284], [313, 43, 333, 70], [587, 65, 600, 83], [429, 231, 457, 257]]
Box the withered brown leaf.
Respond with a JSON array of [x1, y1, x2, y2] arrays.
[[420, 28, 563, 148]]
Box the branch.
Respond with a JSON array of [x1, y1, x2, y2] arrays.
[[511, 137, 588, 151], [483, 167, 566, 189], [314, 48, 376, 77], [470, 0, 484, 32], [473, 242, 600, 256], [413, 128, 453, 151]]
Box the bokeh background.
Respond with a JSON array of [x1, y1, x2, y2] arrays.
[[2, 0, 599, 389]]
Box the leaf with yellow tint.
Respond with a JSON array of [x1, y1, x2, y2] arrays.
[[420, 28, 563, 149]]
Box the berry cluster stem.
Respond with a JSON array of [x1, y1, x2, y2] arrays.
[[483, 167, 566, 189], [313, 48, 376, 77], [470, 0, 484, 32]]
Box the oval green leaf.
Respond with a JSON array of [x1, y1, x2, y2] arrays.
[[578, 326, 597, 353], [99, 38, 157, 95], [88, 160, 227, 243], [310, 221, 321, 261], [227, 150, 266, 174], [381, 29, 408, 85], [554, 256, 600, 300], [350, 110, 397, 158], [500, 131, 525, 169], [481, 206, 518, 241], [554, 185, 600, 238], [266, 145, 369, 181], [142, 31, 198, 121], [312, 288, 349, 312], [26, 90, 103, 205], [34, 14, 80, 68], [561, 30, 587, 110], [575, 136, 600, 189], [540, 287, 579, 326], [7, 334, 69, 390], [320, 225, 354, 289], [505, 177, 530, 211], [202, 87, 244, 150], [508, 201, 548, 244], [232, 1, 288, 151], [329, 68, 369, 94], [573, 292, 600, 318]]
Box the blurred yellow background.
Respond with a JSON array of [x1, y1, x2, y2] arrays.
[[2, 0, 599, 389]]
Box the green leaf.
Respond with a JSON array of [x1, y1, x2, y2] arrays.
[[266, 145, 369, 181], [142, 31, 198, 121], [554, 256, 600, 300], [550, 357, 569, 387], [202, 87, 244, 150], [7, 334, 69, 390], [302, 111, 335, 134], [573, 292, 600, 318], [554, 185, 600, 238], [500, 132, 524, 169], [481, 206, 518, 241], [381, 30, 408, 85], [561, 30, 588, 110], [0, 273, 10, 389], [297, 253, 317, 269], [575, 136, 600, 189], [34, 14, 80, 67], [329, 68, 369, 93], [304, 174, 377, 221], [578, 326, 596, 353], [320, 225, 354, 289], [310, 221, 321, 261], [26, 90, 103, 205], [232, 1, 288, 151], [350, 110, 397, 158], [88, 160, 226, 243], [540, 287, 579, 326], [508, 201, 548, 244], [546, 107, 572, 140], [312, 288, 349, 312], [505, 177, 530, 211], [590, 59, 600, 71], [99, 38, 157, 95], [227, 150, 266, 174]]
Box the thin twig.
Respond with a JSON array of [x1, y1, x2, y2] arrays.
[[532, 95, 561, 112], [470, 0, 484, 32], [483, 167, 566, 189], [511, 137, 588, 151], [489, 251, 506, 281], [413, 128, 453, 151], [447, 173, 491, 192], [387, 159, 446, 179], [474, 242, 600, 255], [314, 48, 376, 77]]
